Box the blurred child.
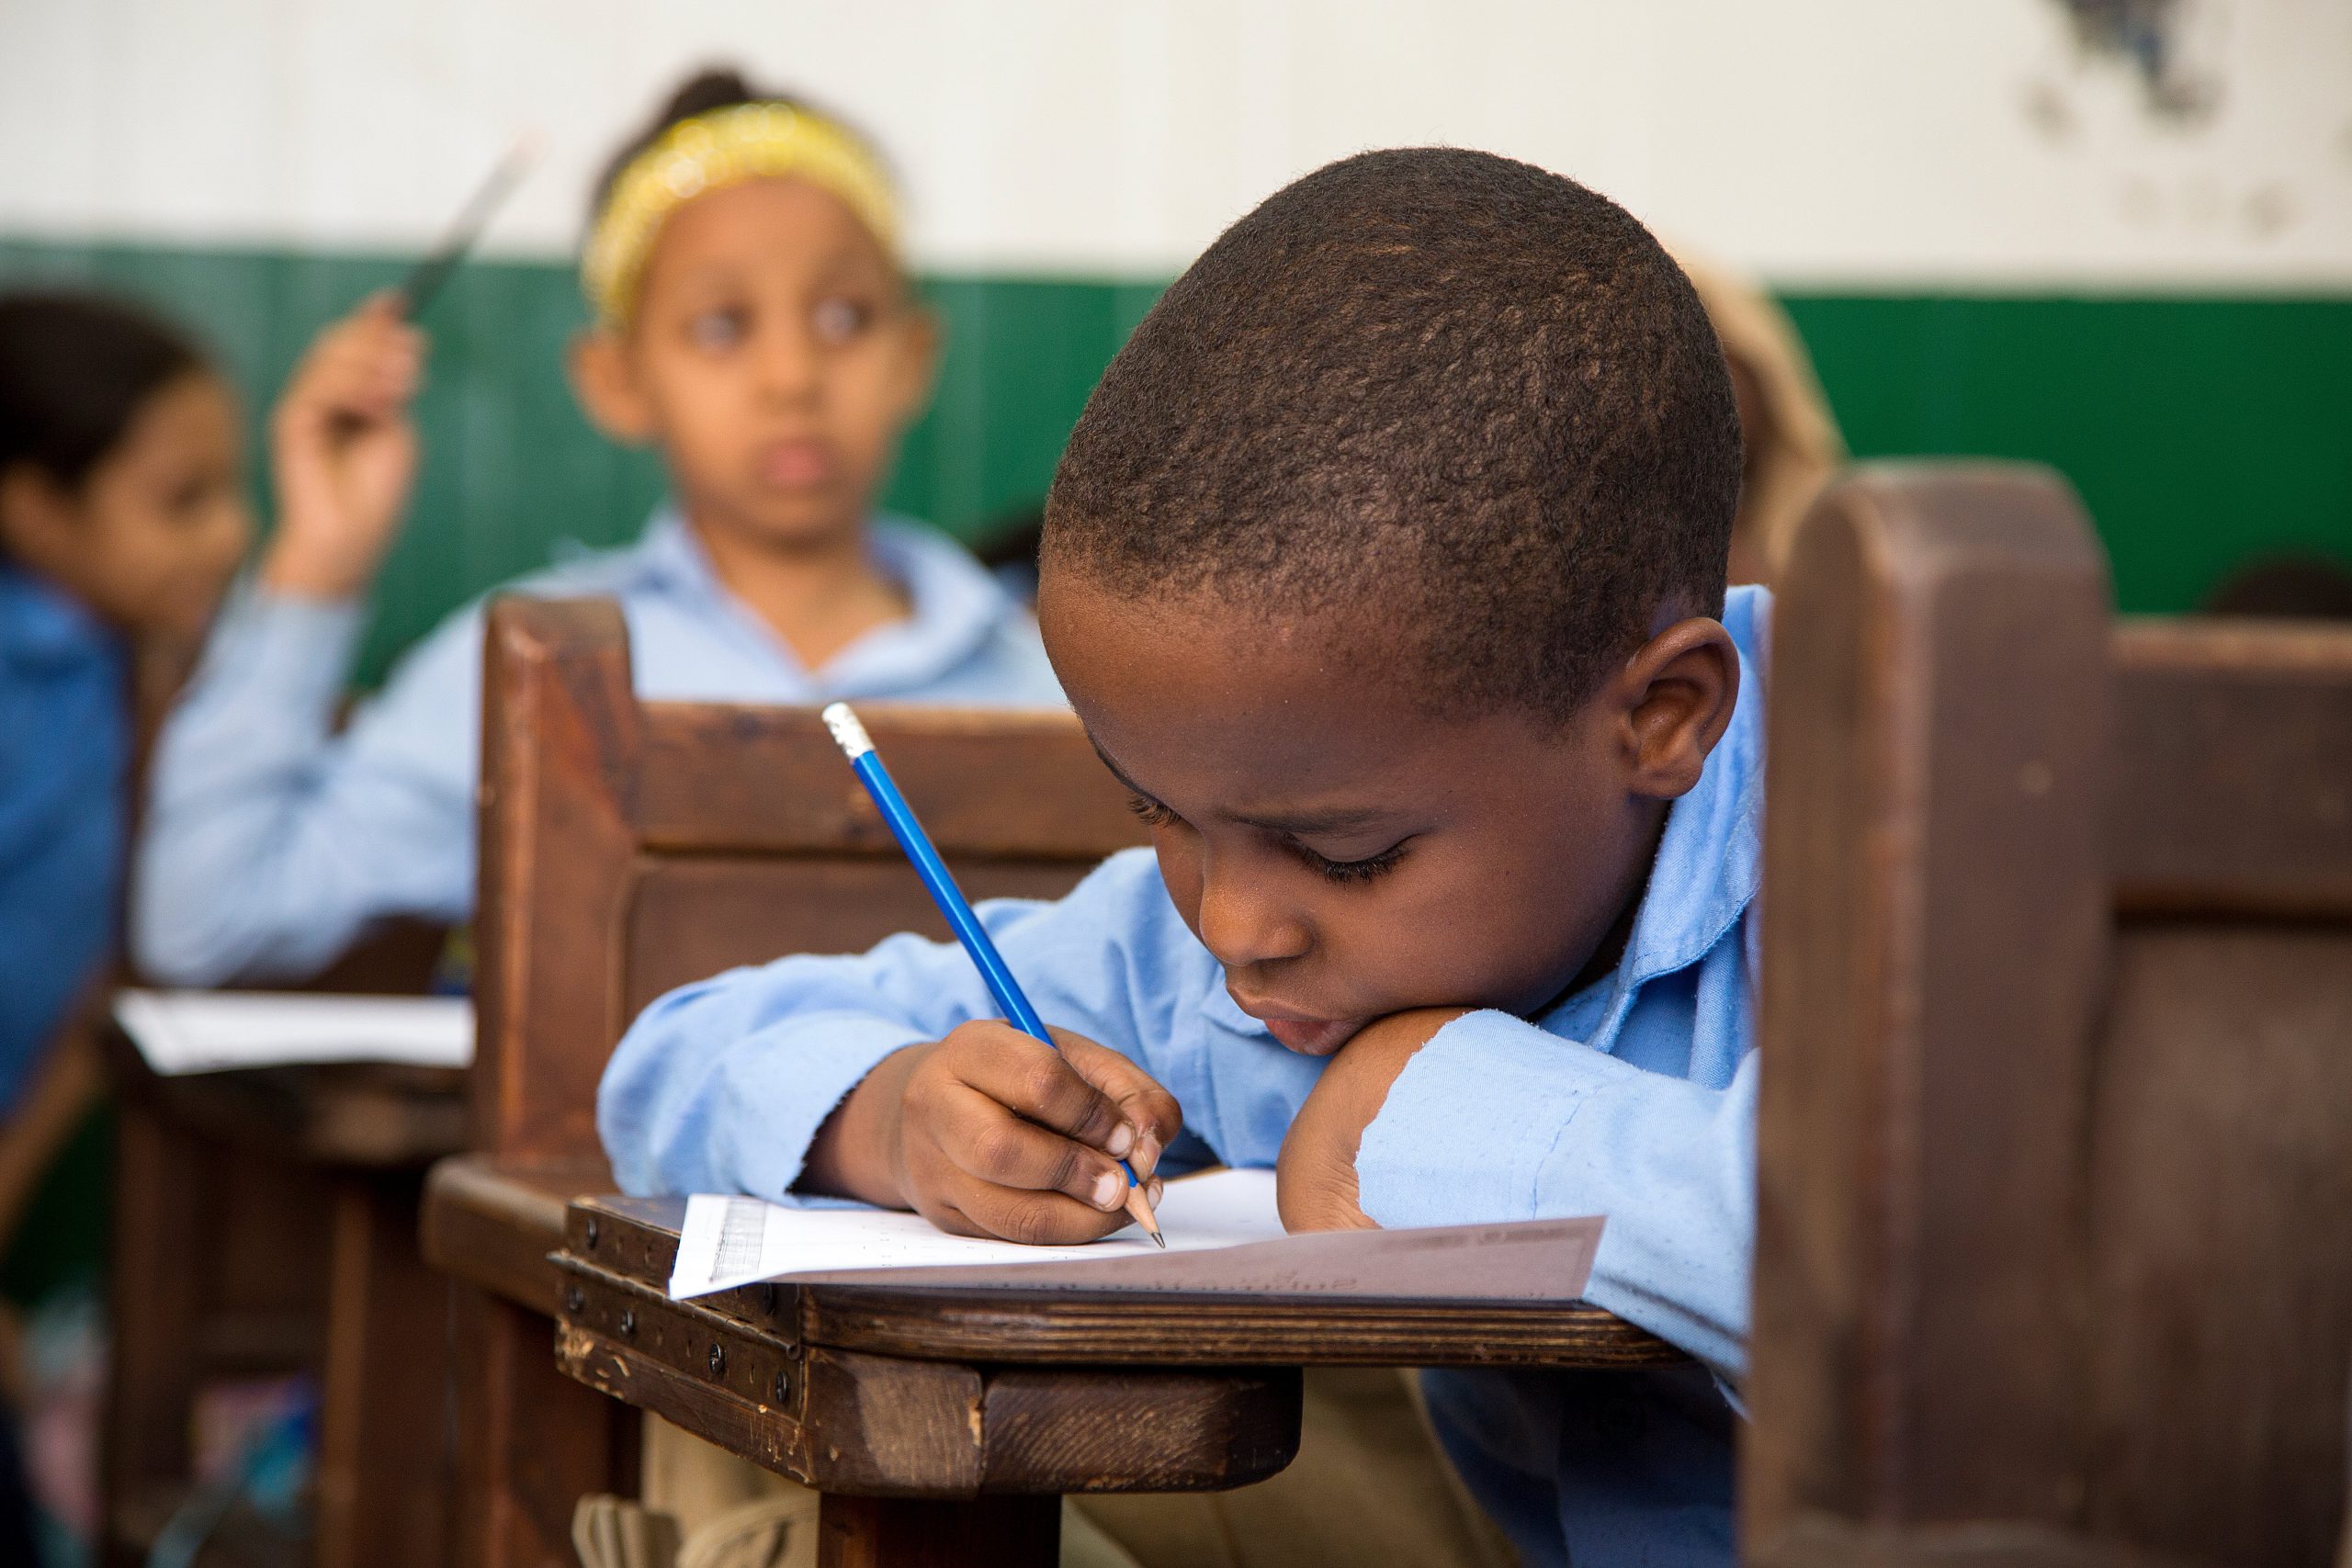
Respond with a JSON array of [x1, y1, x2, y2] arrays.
[[0, 287, 253, 1564], [134, 68, 1063, 986], [605, 149, 1759, 1568], [1677, 255, 1845, 587], [0, 291, 249, 1113]]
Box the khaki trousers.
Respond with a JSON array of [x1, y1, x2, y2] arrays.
[[634, 1369, 1515, 1568]]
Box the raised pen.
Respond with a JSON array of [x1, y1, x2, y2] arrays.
[[820, 702, 1165, 1246]]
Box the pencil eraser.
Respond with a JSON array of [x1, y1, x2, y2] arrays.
[[820, 703, 875, 760]]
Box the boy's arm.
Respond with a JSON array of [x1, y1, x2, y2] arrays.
[[596, 850, 1195, 1207], [131, 602, 481, 983], [1286, 1008, 1757, 1382]]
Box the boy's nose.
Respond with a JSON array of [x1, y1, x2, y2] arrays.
[[1193, 864, 1312, 970]]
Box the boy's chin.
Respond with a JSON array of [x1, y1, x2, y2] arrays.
[[1262, 1016, 1367, 1057]]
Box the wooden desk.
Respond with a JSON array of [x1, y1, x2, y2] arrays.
[[426, 1154, 1675, 1567], [102, 1030, 465, 1568]]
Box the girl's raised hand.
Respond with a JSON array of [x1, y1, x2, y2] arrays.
[[261, 293, 424, 601]]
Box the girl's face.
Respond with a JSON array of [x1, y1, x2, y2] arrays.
[[0, 371, 252, 643], [573, 176, 936, 550]]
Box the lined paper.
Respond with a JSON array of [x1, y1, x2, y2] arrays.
[[668, 1168, 1602, 1303]]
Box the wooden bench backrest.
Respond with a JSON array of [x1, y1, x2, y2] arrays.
[[472, 596, 1146, 1160], [1747, 465, 2352, 1567]]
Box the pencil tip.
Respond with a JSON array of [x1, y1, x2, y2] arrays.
[[1151, 1229, 1167, 1249]]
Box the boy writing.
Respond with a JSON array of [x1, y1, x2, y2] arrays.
[[604, 147, 1760, 1566]]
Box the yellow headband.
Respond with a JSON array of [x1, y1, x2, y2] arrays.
[[582, 101, 899, 327]]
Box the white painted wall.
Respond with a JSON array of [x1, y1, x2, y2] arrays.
[[0, 0, 2346, 287]]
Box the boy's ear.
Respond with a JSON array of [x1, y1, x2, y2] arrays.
[[1612, 616, 1741, 800], [567, 329, 658, 446]]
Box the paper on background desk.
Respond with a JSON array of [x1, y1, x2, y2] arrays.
[[669, 1168, 1602, 1303], [113, 990, 474, 1075]]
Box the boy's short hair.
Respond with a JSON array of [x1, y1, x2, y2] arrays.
[[1043, 148, 1743, 724]]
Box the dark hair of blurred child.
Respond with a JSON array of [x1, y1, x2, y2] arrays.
[[2201, 553, 2352, 621], [134, 67, 1061, 988]]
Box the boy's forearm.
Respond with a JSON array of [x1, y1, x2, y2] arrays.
[[1277, 1007, 1461, 1232], [799, 1042, 929, 1207]]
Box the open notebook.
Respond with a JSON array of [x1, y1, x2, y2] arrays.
[[113, 990, 474, 1075], [670, 1168, 1602, 1303]]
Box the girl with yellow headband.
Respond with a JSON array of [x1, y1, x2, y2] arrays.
[[133, 69, 1065, 987]]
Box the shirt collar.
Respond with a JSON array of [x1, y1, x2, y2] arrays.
[[627, 504, 1020, 691], [0, 562, 120, 673], [1603, 582, 1771, 994]]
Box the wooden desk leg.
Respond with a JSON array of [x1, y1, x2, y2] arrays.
[[316, 1172, 451, 1568], [455, 1286, 638, 1568], [818, 1495, 1060, 1568], [99, 1102, 206, 1568]]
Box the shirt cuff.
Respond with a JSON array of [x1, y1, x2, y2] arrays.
[[1354, 1009, 1632, 1228], [707, 1011, 932, 1201], [198, 584, 367, 724]]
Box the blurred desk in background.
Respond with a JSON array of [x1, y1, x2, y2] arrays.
[[99, 924, 463, 1568]]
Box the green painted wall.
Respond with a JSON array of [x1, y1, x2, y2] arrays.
[[5, 240, 2347, 682], [1782, 295, 2352, 618]]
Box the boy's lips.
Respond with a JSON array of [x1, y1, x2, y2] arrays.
[[1228, 991, 1365, 1056], [757, 437, 835, 490]]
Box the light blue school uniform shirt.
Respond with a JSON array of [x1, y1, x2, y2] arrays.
[[133, 511, 1066, 986], [601, 586, 1771, 1568], [0, 566, 127, 1114]]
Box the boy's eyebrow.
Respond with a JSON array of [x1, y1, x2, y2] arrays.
[[1088, 738, 1396, 836], [1089, 737, 1154, 801], [1228, 803, 1396, 835]]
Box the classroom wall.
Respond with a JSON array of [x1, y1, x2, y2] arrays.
[[3, 0, 2347, 679]]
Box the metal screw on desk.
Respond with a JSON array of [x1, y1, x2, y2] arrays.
[[772, 1370, 791, 1404], [619, 1309, 638, 1340], [564, 1285, 585, 1314], [708, 1342, 727, 1376]]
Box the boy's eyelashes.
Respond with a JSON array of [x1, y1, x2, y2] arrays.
[[1124, 791, 1177, 829], [1294, 838, 1410, 885], [1123, 791, 1411, 886]]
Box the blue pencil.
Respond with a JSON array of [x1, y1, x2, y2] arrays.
[[820, 703, 1165, 1246]]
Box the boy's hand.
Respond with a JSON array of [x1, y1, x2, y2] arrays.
[[1276, 1007, 1467, 1233], [262, 293, 424, 601], [888, 1021, 1180, 1245]]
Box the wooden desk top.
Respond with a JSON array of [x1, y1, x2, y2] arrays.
[[105, 1026, 464, 1168], [424, 1153, 1680, 1503], [567, 1191, 1682, 1371]]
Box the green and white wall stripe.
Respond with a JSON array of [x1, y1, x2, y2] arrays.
[[3, 0, 2346, 681]]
